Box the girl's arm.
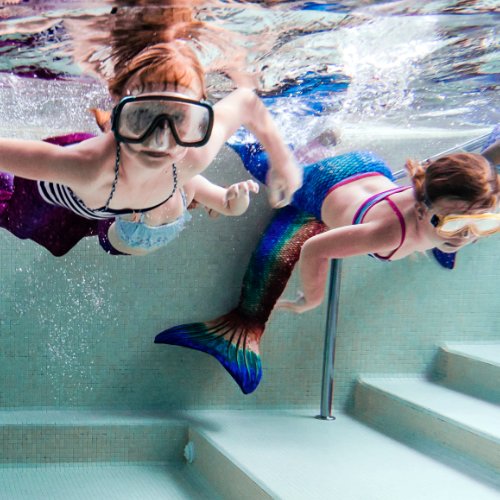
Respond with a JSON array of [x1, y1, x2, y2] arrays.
[[277, 220, 403, 313], [0, 137, 98, 187], [187, 88, 301, 207], [187, 175, 259, 216]]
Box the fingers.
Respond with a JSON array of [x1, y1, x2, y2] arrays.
[[226, 180, 259, 200], [275, 291, 306, 313], [268, 184, 291, 209], [266, 161, 303, 208], [267, 174, 294, 208], [275, 193, 291, 209], [205, 207, 220, 219], [275, 299, 296, 311], [247, 180, 260, 194]]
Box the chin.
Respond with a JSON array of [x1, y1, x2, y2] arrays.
[[438, 247, 459, 254], [439, 242, 468, 253]]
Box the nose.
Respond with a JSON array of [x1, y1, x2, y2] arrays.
[[146, 120, 174, 150], [459, 227, 476, 240]]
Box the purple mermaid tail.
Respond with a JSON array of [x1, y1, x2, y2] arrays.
[[0, 132, 121, 257]]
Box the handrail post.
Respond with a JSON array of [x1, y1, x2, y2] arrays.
[[316, 259, 342, 421]]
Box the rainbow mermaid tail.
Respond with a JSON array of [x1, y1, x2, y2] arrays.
[[156, 141, 394, 393], [155, 205, 327, 394]]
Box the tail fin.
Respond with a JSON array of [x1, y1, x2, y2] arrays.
[[155, 312, 263, 394]]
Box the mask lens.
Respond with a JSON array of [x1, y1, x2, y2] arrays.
[[439, 218, 468, 234], [116, 98, 212, 145], [473, 218, 500, 233], [438, 214, 500, 236], [118, 101, 159, 139], [168, 100, 211, 144]]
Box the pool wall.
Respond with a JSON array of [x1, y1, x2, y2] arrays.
[[1, 130, 498, 411]]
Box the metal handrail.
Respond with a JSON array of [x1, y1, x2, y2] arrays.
[[316, 258, 342, 420], [392, 132, 492, 181], [315, 130, 494, 421]]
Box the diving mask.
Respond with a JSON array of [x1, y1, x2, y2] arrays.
[[431, 213, 500, 237], [111, 95, 214, 147]]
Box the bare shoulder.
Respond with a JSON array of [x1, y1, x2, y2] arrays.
[[45, 133, 115, 193], [177, 149, 211, 176], [65, 134, 114, 164], [183, 175, 201, 205]]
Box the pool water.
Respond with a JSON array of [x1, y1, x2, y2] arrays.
[[0, 2, 499, 499], [0, 1, 498, 142]]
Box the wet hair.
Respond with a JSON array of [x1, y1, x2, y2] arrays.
[[91, 41, 206, 132], [108, 41, 206, 98], [406, 152, 499, 210]]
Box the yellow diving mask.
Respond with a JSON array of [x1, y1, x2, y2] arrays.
[[430, 213, 500, 237]]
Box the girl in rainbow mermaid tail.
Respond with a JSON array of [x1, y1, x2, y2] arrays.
[[0, 40, 299, 257], [155, 126, 500, 394]]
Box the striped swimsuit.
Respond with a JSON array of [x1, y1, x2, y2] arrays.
[[37, 181, 172, 220]]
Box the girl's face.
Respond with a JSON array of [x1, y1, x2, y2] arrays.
[[428, 197, 490, 253], [118, 80, 204, 164]]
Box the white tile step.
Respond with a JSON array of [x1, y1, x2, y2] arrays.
[[184, 410, 500, 500], [435, 343, 500, 403], [354, 376, 500, 475], [441, 343, 500, 365]]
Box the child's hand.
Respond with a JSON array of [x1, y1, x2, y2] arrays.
[[276, 291, 316, 314], [224, 180, 259, 215], [267, 157, 303, 209]]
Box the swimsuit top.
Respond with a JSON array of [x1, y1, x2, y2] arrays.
[[352, 186, 411, 261], [37, 180, 174, 220], [114, 190, 192, 250]]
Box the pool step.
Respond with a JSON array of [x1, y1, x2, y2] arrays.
[[432, 343, 500, 403], [188, 427, 273, 500], [353, 376, 500, 475], [0, 410, 225, 498], [183, 410, 500, 499], [0, 410, 188, 465]]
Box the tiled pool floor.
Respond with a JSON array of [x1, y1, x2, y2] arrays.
[[0, 463, 221, 500]]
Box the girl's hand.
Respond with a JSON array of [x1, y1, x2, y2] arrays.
[[267, 158, 303, 208], [276, 291, 317, 314], [224, 179, 259, 215]]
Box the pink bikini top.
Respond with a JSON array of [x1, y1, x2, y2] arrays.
[[325, 172, 411, 261], [352, 185, 411, 261]]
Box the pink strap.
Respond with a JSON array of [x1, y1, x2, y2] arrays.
[[325, 172, 387, 199], [373, 198, 406, 260]]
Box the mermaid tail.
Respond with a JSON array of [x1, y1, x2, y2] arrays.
[[0, 133, 101, 257], [0, 132, 128, 256], [155, 205, 327, 394]]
